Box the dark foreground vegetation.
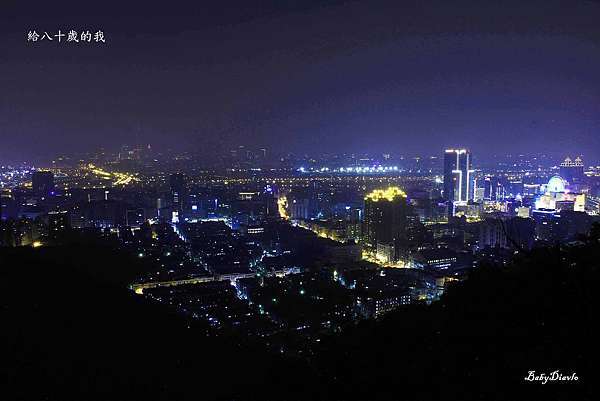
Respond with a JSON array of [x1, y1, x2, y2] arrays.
[[2, 227, 599, 400]]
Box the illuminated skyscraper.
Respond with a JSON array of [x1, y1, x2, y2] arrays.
[[481, 176, 505, 201], [443, 149, 474, 213], [559, 156, 584, 184], [169, 173, 187, 213], [362, 187, 410, 263]]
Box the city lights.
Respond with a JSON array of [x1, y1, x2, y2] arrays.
[[364, 186, 407, 201], [3, 2, 600, 397]]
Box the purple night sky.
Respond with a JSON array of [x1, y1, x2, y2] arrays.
[[1, 0, 600, 163]]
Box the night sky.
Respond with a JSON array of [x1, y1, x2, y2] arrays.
[[2, 0, 600, 163]]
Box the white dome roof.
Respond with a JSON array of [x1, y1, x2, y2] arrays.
[[547, 175, 567, 193]]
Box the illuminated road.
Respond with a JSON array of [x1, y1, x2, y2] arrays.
[[131, 269, 298, 294], [85, 163, 139, 186]]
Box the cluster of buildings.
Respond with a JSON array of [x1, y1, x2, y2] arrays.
[[284, 149, 600, 270], [443, 151, 598, 248], [2, 146, 600, 355]]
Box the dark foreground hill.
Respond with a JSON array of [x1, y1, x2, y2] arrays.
[[2, 228, 599, 400], [0, 244, 321, 401], [315, 230, 600, 400]]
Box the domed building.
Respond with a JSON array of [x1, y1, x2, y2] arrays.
[[546, 175, 567, 193], [535, 175, 585, 212]]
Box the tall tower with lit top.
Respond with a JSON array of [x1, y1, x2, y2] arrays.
[[443, 149, 474, 215], [362, 187, 410, 263]]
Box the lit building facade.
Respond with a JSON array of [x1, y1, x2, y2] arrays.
[[169, 173, 187, 217], [362, 187, 410, 263], [443, 149, 475, 214], [559, 156, 584, 184], [535, 175, 585, 212]]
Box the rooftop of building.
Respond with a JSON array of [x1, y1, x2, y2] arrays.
[[364, 187, 407, 202]]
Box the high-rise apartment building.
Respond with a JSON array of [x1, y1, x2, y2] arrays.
[[362, 187, 411, 263], [443, 149, 474, 215]]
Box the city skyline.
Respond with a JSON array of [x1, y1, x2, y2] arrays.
[[0, 144, 596, 168], [2, 1, 598, 400]]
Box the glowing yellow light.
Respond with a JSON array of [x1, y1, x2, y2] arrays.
[[85, 163, 138, 186], [32, 241, 43, 248], [364, 186, 407, 202], [277, 196, 289, 220]]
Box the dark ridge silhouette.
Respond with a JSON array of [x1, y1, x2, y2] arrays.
[[315, 233, 599, 400], [0, 244, 322, 401], [2, 226, 599, 400]]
